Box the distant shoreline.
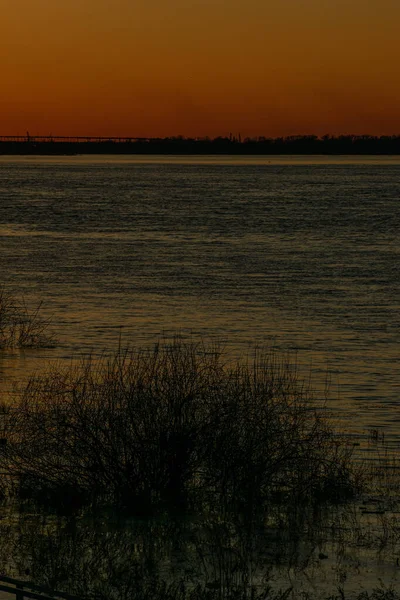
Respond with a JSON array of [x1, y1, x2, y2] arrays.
[[1, 135, 400, 155]]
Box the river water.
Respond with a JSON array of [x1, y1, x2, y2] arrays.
[[1, 154, 399, 442]]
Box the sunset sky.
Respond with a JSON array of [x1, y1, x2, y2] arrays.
[[1, 0, 400, 138]]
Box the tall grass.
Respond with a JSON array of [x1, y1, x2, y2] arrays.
[[2, 338, 362, 515]]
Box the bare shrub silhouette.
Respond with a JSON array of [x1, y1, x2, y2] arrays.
[[0, 287, 55, 349], [3, 338, 362, 515]]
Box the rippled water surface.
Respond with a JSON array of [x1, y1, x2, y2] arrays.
[[1, 155, 399, 440]]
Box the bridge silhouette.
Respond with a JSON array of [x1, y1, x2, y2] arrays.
[[0, 135, 152, 143]]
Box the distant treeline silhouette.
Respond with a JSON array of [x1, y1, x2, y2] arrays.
[[1, 134, 400, 155]]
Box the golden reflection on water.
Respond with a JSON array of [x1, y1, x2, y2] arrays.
[[1, 156, 399, 446]]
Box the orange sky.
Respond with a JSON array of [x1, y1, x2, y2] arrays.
[[1, 0, 400, 138]]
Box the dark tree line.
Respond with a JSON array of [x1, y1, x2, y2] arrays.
[[1, 134, 400, 155]]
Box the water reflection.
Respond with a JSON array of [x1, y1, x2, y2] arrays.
[[0, 503, 398, 600]]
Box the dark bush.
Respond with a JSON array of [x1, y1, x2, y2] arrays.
[[2, 338, 361, 515]]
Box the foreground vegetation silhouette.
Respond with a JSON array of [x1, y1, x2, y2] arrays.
[[0, 287, 55, 349], [2, 338, 361, 516], [2, 295, 399, 598]]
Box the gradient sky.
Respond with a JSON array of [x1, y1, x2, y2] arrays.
[[1, 0, 400, 137]]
